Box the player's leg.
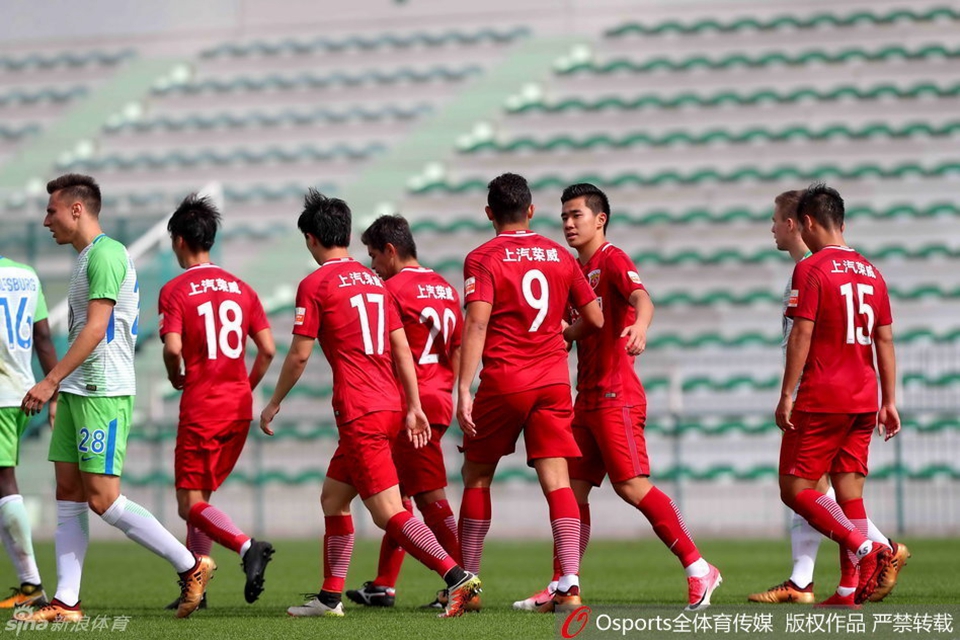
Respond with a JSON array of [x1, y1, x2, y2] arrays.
[[0, 408, 45, 608], [345, 496, 411, 608]]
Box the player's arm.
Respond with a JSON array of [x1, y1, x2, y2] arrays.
[[32, 318, 59, 427], [562, 298, 602, 343], [22, 298, 114, 415], [259, 335, 314, 436], [450, 344, 462, 388], [161, 332, 185, 390], [875, 324, 900, 441], [389, 328, 430, 449], [622, 289, 654, 356], [457, 300, 491, 437], [775, 317, 813, 431], [248, 327, 276, 391]]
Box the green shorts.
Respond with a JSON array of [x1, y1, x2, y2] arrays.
[[49, 393, 132, 476], [0, 407, 29, 467]]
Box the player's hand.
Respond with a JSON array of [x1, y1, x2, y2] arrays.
[[457, 389, 476, 437], [878, 403, 901, 441], [259, 402, 280, 436], [621, 323, 647, 356], [47, 396, 57, 429], [405, 407, 431, 449], [775, 394, 794, 431], [21, 378, 57, 416], [560, 320, 573, 351], [168, 371, 185, 391]]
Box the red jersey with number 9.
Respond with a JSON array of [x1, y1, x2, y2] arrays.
[[463, 230, 595, 395], [158, 263, 270, 425], [292, 257, 403, 424], [386, 267, 462, 426], [785, 246, 892, 413]]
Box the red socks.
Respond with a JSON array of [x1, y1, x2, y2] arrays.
[[386, 510, 456, 578], [187, 502, 250, 554], [373, 499, 413, 588], [792, 489, 867, 553], [636, 487, 701, 567], [547, 488, 581, 577], [322, 515, 355, 593], [421, 499, 461, 565], [458, 487, 491, 574]]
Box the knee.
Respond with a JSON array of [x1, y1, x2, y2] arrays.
[[177, 503, 193, 521], [87, 494, 116, 516], [779, 486, 796, 509]]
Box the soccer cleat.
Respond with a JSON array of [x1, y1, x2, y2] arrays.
[[176, 555, 216, 619], [345, 581, 396, 607], [513, 585, 557, 611], [438, 572, 482, 618], [854, 544, 893, 604], [551, 585, 582, 614], [287, 594, 345, 617], [747, 580, 815, 604], [816, 591, 860, 609], [426, 587, 481, 612], [17, 598, 83, 622], [869, 541, 911, 603], [0, 584, 47, 609], [421, 589, 446, 610], [686, 564, 722, 611], [242, 539, 275, 604], [164, 593, 207, 611]]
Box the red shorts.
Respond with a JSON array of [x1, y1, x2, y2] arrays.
[[569, 405, 650, 486], [779, 410, 876, 480], [393, 423, 448, 497], [326, 410, 402, 500], [462, 384, 580, 466], [175, 420, 250, 491]]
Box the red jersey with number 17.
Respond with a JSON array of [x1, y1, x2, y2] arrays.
[[463, 230, 595, 395], [293, 257, 403, 424], [158, 264, 269, 425], [386, 267, 462, 426], [785, 245, 892, 414]]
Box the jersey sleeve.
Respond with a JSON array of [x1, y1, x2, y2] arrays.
[[874, 276, 893, 327], [786, 260, 820, 321], [157, 282, 183, 338], [463, 251, 494, 305], [246, 290, 270, 335], [608, 250, 647, 300], [292, 276, 322, 338], [86, 241, 128, 302], [386, 289, 403, 333], [33, 271, 48, 322], [567, 256, 597, 310]]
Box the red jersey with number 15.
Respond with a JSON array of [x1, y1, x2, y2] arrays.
[[386, 267, 462, 426], [293, 257, 403, 424], [785, 245, 892, 414], [158, 264, 270, 425], [463, 230, 595, 395]]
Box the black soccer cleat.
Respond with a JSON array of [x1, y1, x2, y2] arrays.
[[345, 581, 396, 607], [242, 539, 275, 604]]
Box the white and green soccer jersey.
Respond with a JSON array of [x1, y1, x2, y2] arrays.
[[61, 235, 139, 397], [0, 257, 48, 407]]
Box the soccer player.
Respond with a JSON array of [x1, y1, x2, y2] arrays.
[[260, 190, 479, 618], [775, 182, 897, 607], [749, 190, 909, 604], [20, 174, 214, 621], [0, 256, 58, 608], [457, 173, 602, 612], [346, 214, 463, 609], [158, 194, 276, 609], [514, 183, 721, 612]]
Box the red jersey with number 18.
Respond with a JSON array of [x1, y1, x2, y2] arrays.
[[463, 230, 595, 395], [785, 245, 892, 414], [386, 267, 462, 426], [293, 257, 403, 424], [158, 263, 269, 425]]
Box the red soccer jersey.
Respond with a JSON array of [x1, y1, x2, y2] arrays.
[[158, 264, 270, 424], [785, 245, 893, 413], [386, 267, 462, 426], [292, 257, 403, 424], [573, 243, 647, 410], [463, 230, 595, 395]]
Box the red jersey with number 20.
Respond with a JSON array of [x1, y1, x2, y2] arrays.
[[293, 257, 403, 424], [463, 230, 595, 395], [386, 267, 462, 426], [574, 243, 647, 410], [158, 264, 269, 425], [786, 246, 892, 414]]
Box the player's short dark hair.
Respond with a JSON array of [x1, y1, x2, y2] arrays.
[[774, 190, 804, 220], [797, 182, 844, 230], [46, 173, 101, 216], [561, 183, 611, 232], [487, 173, 532, 225], [360, 214, 418, 260], [168, 193, 220, 252], [298, 188, 351, 248]]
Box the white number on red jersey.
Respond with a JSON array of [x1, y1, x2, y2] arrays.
[[521, 269, 549, 332], [197, 300, 244, 359], [350, 293, 385, 355], [839, 282, 875, 345], [418, 306, 458, 365]]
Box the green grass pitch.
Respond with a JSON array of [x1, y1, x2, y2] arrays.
[[3, 538, 955, 639]]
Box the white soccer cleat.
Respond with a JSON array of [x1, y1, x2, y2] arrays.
[[513, 585, 556, 611], [287, 595, 345, 617]]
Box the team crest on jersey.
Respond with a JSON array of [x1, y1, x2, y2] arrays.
[[294, 307, 306, 325], [587, 269, 601, 289], [787, 289, 799, 308], [464, 277, 476, 295], [628, 271, 642, 284]]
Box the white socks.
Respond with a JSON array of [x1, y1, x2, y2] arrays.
[[0, 494, 41, 585], [789, 485, 835, 587], [684, 557, 710, 578], [866, 518, 892, 550], [101, 495, 195, 573], [54, 501, 89, 607], [557, 574, 580, 592]]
